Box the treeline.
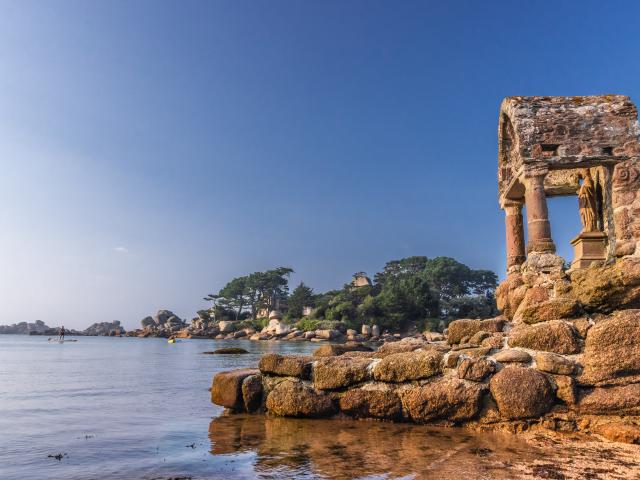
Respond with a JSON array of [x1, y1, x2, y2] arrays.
[[203, 267, 293, 321], [202, 256, 498, 332]]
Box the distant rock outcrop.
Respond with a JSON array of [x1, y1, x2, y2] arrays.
[[0, 320, 83, 336], [84, 320, 125, 336], [0, 320, 49, 335], [134, 310, 187, 337]]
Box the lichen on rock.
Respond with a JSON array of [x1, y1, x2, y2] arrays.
[[265, 379, 336, 418], [535, 352, 578, 375], [339, 388, 402, 420], [372, 349, 443, 383], [313, 356, 372, 390], [508, 320, 581, 355], [400, 377, 485, 423], [211, 368, 260, 411], [489, 366, 554, 419], [571, 258, 640, 313], [580, 309, 640, 385], [578, 383, 640, 415], [313, 343, 373, 357], [493, 349, 531, 364], [258, 354, 313, 379], [372, 338, 429, 358], [457, 357, 496, 382], [446, 318, 504, 345]]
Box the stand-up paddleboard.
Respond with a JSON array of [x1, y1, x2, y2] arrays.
[[48, 338, 78, 343]]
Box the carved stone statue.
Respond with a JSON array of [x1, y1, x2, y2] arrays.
[[578, 170, 598, 232]]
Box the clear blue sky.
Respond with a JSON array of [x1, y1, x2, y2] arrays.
[[1, 1, 639, 329]]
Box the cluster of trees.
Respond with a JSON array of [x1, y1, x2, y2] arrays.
[[203, 267, 293, 321], [202, 256, 498, 332], [312, 257, 498, 331]]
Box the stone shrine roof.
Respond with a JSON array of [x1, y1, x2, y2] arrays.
[[498, 95, 640, 197]]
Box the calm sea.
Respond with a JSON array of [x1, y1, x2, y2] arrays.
[[1, 335, 639, 480]]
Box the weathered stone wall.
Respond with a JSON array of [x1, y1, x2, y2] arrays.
[[612, 159, 640, 256], [498, 95, 640, 269], [497, 256, 640, 323], [211, 309, 640, 445], [499, 95, 640, 197]]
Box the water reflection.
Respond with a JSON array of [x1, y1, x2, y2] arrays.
[[208, 415, 540, 479]]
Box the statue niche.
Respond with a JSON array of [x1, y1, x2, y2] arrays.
[[578, 170, 598, 233], [570, 169, 607, 270]]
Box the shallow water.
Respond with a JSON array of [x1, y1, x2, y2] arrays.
[[1, 335, 639, 479]]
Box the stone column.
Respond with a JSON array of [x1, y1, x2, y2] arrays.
[[524, 171, 556, 253], [504, 200, 525, 272]]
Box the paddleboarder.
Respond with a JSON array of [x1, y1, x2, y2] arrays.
[[59, 325, 66, 341]]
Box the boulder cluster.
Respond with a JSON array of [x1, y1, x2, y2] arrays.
[[186, 313, 396, 343], [496, 256, 640, 323], [241, 319, 386, 343], [0, 320, 85, 336], [212, 301, 640, 444], [83, 320, 125, 336], [125, 310, 187, 338], [0, 320, 52, 335]]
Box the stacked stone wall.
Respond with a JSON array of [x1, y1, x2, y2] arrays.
[[212, 303, 640, 445]]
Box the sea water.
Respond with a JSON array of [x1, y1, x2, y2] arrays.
[[1, 335, 639, 479]]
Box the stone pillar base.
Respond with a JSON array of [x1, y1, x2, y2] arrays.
[[527, 239, 556, 254], [522, 251, 565, 274], [570, 232, 607, 270]]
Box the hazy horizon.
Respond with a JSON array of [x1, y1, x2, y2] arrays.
[[2, 1, 639, 329]]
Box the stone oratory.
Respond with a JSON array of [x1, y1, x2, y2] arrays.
[[497, 95, 640, 322], [211, 95, 640, 446], [499, 95, 640, 273]]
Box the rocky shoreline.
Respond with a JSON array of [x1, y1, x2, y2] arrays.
[[1, 308, 420, 342], [122, 309, 418, 344], [211, 259, 640, 446], [175, 322, 415, 344], [211, 312, 640, 445]]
